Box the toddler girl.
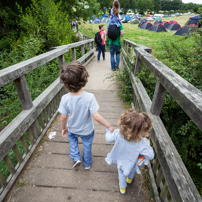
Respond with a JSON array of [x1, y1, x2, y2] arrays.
[[105, 109, 154, 194]]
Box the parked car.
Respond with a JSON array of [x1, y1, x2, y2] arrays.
[[146, 17, 154, 21], [170, 14, 175, 17]]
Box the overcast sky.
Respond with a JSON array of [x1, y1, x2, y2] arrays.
[[182, 0, 201, 4]]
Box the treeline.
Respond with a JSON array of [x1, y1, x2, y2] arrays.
[[97, 0, 202, 14]]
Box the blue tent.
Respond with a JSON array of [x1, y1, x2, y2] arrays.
[[188, 15, 202, 28], [102, 14, 109, 18]]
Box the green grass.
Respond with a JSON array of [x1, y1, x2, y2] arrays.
[[80, 15, 191, 57]]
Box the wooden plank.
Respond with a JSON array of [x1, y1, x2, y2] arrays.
[[151, 81, 166, 116], [13, 76, 33, 110], [0, 172, 7, 188], [0, 109, 59, 202], [0, 78, 63, 162], [129, 66, 202, 201], [58, 54, 65, 71], [38, 113, 45, 130], [152, 158, 159, 175], [12, 144, 23, 164], [156, 168, 164, 188], [0, 47, 69, 88], [77, 48, 95, 64], [20, 135, 29, 154], [43, 109, 49, 125], [134, 46, 202, 132], [134, 55, 141, 76], [147, 162, 161, 202], [160, 183, 169, 201], [4, 155, 15, 175], [72, 48, 76, 61]]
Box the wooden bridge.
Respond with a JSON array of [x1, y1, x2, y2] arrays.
[[0, 33, 202, 202]]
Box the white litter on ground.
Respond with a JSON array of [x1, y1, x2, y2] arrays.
[[48, 131, 57, 139]]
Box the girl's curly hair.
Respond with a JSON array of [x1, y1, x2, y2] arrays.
[[60, 61, 89, 92], [118, 109, 152, 142], [113, 0, 120, 16]]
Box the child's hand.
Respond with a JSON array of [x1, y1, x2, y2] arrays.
[[108, 126, 114, 133], [62, 128, 68, 137]]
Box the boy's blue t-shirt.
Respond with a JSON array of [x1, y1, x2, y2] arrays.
[[58, 91, 99, 136]]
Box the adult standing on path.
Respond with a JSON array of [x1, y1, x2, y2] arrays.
[[97, 25, 106, 62], [107, 0, 124, 71]]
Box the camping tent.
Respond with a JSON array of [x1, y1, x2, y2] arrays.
[[93, 19, 100, 24], [149, 24, 167, 32], [138, 19, 147, 27], [155, 17, 162, 21], [170, 20, 178, 24], [167, 23, 181, 30], [187, 15, 202, 28], [162, 21, 171, 28], [174, 27, 194, 36], [140, 22, 153, 29], [102, 14, 109, 18], [154, 20, 163, 25]]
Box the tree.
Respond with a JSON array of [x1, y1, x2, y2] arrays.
[[154, 0, 161, 12], [58, 0, 100, 21], [96, 0, 112, 14], [137, 0, 154, 14], [119, 0, 136, 13]]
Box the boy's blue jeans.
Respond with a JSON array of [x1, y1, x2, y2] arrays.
[[109, 44, 121, 70], [67, 130, 94, 167]]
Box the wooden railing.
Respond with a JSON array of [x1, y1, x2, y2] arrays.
[[0, 39, 95, 201], [122, 39, 202, 202]]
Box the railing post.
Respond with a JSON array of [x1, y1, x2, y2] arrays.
[[13, 76, 33, 110], [128, 44, 131, 54], [134, 54, 141, 76], [58, 54, 65, 71], [81, 45, 85, 56], [151, 81, 166, 116], [71, 48, 76, 61]]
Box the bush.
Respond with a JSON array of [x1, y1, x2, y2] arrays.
[[129, 19, 140, 24]]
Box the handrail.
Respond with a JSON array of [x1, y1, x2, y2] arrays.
[[122, 39, 202, 202], [0, 38, 95, 201], [0, 39, 94, 88]]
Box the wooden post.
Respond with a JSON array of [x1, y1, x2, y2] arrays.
[[128, 44, 131, 54], [151, 81, 166, 116], [81, 45, 85, 64], [134, 55, 141, 76], [72, 48, 76, 61], [58, 54, 65, 71], [13, 76, 33, 110]]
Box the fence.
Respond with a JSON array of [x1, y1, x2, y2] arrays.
[[122, 39, 202, 202], [0, 38, 95, 201]]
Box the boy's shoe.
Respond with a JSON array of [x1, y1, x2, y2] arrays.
[[72, 160, 81, 168], [85, 166, 90, 170], [115, 65, 119, 70], [126, 177, 133, 184], [119, 184, 126, 194]]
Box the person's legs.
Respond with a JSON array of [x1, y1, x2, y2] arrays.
[[101, 44, 105, 60], [115, 44, 121, 68], [97, 45, 101, 61], [109, 45, 115, 70], [80, 130, 95, 167], [128, 165, 137, 179], [118, 167, 127, 189], [67, 132, 81, 162]]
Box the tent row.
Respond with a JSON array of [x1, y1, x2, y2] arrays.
[[138, 15, 201, 35]]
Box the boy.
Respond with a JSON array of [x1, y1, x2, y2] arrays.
[[58, 61, 114, 169]]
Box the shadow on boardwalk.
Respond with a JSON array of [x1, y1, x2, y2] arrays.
[[6, 53, 153, 202]]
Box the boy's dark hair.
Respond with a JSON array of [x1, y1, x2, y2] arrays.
[[119, 109, 152, 142], [113, 0, 120, 16], [60, 61, 89, 92], [99, 25, 104, 30]]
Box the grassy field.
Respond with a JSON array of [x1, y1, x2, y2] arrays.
[[80, 15, 191, 57]]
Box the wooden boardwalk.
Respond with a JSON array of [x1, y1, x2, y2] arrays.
[[6, 53, 152, 202]]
